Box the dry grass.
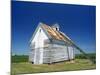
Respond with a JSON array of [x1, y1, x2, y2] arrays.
[[11, 59, 96, 75]]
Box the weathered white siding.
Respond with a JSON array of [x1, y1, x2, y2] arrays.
[[43, 48, 51, 63], [51, 44, 68, 62], [31, 27, 48, 48], [42, 43, 75, 64], [29, 26, 48, 64], [68, 46, 74, 60]]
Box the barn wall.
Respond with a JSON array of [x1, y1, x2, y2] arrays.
[[43, 42, 75, 64], [43, 49, 51, 63], [51, 44, 68, 62], [29, 27, 49, 64], [31, 27, 48, 48], [68, 46, 75, 60]]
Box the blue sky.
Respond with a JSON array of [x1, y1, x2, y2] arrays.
[[11, 1, 96, 55]]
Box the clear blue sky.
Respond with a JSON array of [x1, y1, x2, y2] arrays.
[[11, 1, 96, 55]]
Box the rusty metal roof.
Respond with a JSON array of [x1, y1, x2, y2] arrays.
[[41, 23, 71, 44]]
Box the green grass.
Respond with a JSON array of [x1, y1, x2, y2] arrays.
[[11, 59, 96, 75], [11, 55, 28, 63]]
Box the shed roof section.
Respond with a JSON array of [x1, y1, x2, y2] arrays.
[[41, 23, 72, 44]]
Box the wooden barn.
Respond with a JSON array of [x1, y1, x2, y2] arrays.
[[29, 22, 75, 64]]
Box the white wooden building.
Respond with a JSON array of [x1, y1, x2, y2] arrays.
[[29, 22, 75, 64]]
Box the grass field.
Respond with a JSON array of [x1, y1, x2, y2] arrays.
[[11, 59, 96, 75]]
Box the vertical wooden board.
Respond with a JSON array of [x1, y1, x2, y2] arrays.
[[68, 46, 74, 59]]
